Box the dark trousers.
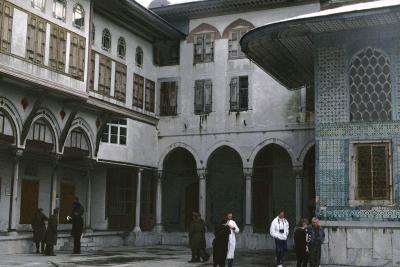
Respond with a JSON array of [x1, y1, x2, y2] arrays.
[[35, 242, 45, 253], [73, 234, 82, 253], [227, 259, 234, 267], [213, 262, 225, 267], [44, 244, 55, 256], [191, 247, 209, 261], [296, 254, 308, 267], [275, 239, 287, 265]]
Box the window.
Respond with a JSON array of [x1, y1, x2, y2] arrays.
[[69, 33, 86, 80], [194, 79, 212, 115], [33, 121, 46, 142], [101, 119, 127, 145], [0, 0, 13, 53], [228, 28, 248, 59], [353, 142, 391, 202], [115, 63, 127, 102], [70, 129, 85, 149], [26, 14, 46, 65], [193, 33, 214, 64], [136, 46, 143, 67], [133, 74, 144, 108], [49, 25, 66, 72], [145, 79, 155, 112], [31, 0, 45, 11], [153, 41, 180, 66], [98, 54, 112, 96], [89, 51, 95, 90], [53, 0, 66, 21], [73, 4, 84, 29], [91, 23, 95, 44], [349, 47, 392, 122], [117, 37, 126, 59], [230, 76, 248, 111], [102, 28, 111, 51], [160, 81, 178, 116]]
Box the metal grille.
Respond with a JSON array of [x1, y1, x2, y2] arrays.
[[349, 47, 392, 122]]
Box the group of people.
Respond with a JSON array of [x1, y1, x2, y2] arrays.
[[188, 211, 239, 267], [270, 210, 325, 267], [31, 197, 84, 256], [188, 210, 324, 267]]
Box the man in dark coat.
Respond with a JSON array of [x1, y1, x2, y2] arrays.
[[294, 218, 309, 267], [212, 218, 231, 267], [67, 209, 84, 254], [188, 212, 209, 263], [73, 197, 84, 216], [44, 208, 58, 256], [307, 217, 325, 267], [31, 208, 48, 254]]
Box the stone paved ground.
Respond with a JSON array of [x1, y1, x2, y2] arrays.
[[0, 246, 346, 267]]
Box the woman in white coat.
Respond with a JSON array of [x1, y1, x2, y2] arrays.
[[225, 212, 240, 267]]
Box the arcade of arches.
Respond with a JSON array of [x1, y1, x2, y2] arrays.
[[160, 144, 316, 233]]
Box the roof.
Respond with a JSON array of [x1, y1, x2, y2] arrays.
[[94, 0, 186, 42], [240, 0, 400, 90], [151, 0, 317, 20]]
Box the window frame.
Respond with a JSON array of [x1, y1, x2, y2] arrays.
[[159, 80, 178, 116], [102, 28, 111, 52], [349, 140, 394, 207], [72, 4, 85, 30], [117, 37, 126, 59], [229, 75, 248, 112], [52, 0, 66, 21], [193, 33, 214, 64], [136, 46, 143, 68], [133, 73, 144, 109], [228, 27, 249, 59], [194, 79, 212, 115], [31, 0, 46, 11], [101, 119, 127, 146]]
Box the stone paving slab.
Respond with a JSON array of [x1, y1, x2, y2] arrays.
[[0, 246, 350, 267]]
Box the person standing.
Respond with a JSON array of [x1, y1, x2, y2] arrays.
[[294, 219, 309, 267], [270, 210, 289, 267], [31, 208, 48, 254], [212, 216, 231, 267], [225, 212, 239, 267], [307, 217, 325, 267], [188, 212, 209, 263], [73, 197, 84, 216], [44, 208, 59, 256], [67, 209, 84, 254]]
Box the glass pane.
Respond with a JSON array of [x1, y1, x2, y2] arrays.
[[110, 134, 118, 144]]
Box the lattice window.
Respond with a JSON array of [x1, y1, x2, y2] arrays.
[[136, 46, 143, 67], [49, 25, 66, 72], [133, 73, 144, 108], [193, 33, 214, 64], [115, 62, 127, 102], [349, 47, 392, 122], [69, 33, 85, 80], [145, 79, 155, 112], [0, 0, 13, 53], [102, 28, 111, 51], [354, 143, 391, 201], [194, 79, 212, 115], [160, 81, 178, 116], [53, 0, 66, 21], [73, 4, 84, 30], [26, 14, 46, 65], [117, 37, 126, 59], [230, 76, 248, 111]]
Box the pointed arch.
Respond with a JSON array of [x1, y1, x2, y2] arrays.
[[203, 140, 246, 167], [187, 23, 221, 43], [298, 140, 315, 166], [248, 138, 297, 167], [158, 142, 201, 170], [222, 18, 255, 38], [0, 97, 22, 146], [61, 117, 95, 158]]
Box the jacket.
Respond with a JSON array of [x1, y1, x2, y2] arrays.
[[270, 216, 289, 240]]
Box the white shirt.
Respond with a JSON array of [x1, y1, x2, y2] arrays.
[[269, 216, 289, 240], [226, 220, 239, 259]]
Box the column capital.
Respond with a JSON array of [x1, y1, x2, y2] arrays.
[[293, 165, 303, 176], [197, 168, 207, 179], [13, 148, 23, 158], [138, 168, 144, 173], [243, 168, 253, 179], [156, 169, 163, 180]]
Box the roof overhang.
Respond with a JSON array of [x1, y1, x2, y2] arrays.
[[94, 0, 186, 42], [240, 0, 400, 90]]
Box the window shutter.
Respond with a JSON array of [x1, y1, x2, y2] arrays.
[[194, 80, 203, 114], [204, 33, 214, 62], [36, 19, 46, 64], [26, 15, 36, 61], [69, 35, 79, 76], [160, 82, 168, 115], [239, 76, 249, 110], [49, 27, 58, 69], [77, 37, 85, 80], [105, 58, 111, 95], [1, 1, 13, 52], [204, 79, 212, 113], [150, 80, 155, 112], [58, 29, 66, 72], [115, 63, 126, 102], [229, 31, 238, 58], [98, 56, 106, 95], [170, 81, 178, 114], [230, 77, 239, 111], [89, 51, 95, 90]]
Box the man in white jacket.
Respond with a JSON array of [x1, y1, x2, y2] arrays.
[[226, 212, 239, 267], [270, 210, 289, 267]]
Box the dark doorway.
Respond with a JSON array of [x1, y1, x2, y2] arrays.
[[185, 182, 199, 230], [303, 146, 316, 221], [59, 182, 75, 224], [20, 179, 39, 224]]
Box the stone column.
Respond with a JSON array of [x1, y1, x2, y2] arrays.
[[197, 169, 207, 220], [49, 156, 61, 216], [153, 170, 164, 232], [294, 166, 303, 224], [243, 168, 253, 233], [85, 166, 93, 231], [133, 168, 143, 233], [8, 149, 23, 232]]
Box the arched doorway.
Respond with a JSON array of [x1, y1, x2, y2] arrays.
[[302, 146, 315, 221], [206, 146, 244, 230], [253, 144, 294, 232], [162, 147, 198, 231]]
